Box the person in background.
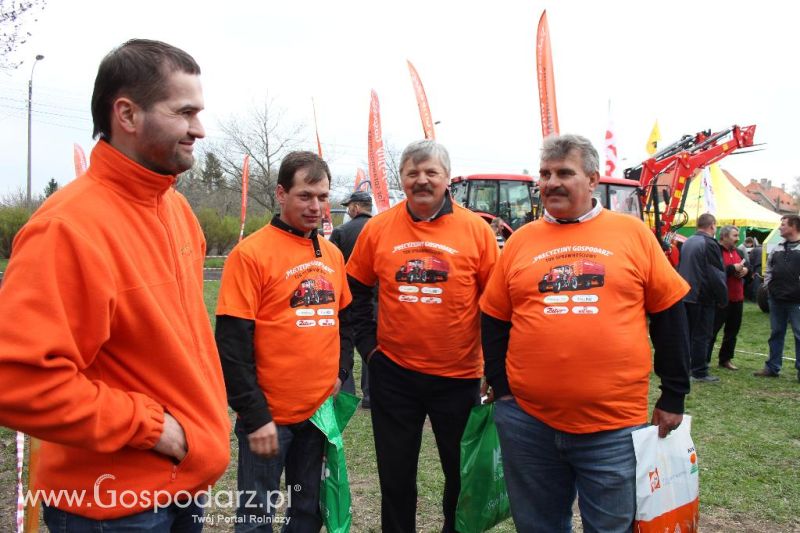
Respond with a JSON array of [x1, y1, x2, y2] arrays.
[[330, 190, 374, 407], [755, 214, 800, 382], [709, 225, 749, 371], [490, 216, 506, 249], [678, 213, 728, 383]]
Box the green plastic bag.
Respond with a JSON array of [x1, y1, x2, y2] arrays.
[[310, 392, 360, 533], [455, 403, 511, 533]]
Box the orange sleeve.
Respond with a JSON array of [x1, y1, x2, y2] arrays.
[[641, 225, 690, 313], [346, 221, 378, 287], [216, 246, 262, 320], [0, 218, 164, 451], [479, 237, 513, 321], [337, 248, 353, 309]]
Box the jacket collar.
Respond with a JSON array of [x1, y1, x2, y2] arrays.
[[543, 198, 603, 224], [88, 140, 176, 204], [270, 215, 322, 257]]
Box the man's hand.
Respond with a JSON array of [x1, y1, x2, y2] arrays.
[[248, 422, 279, 458], [480, 380, 494, 403], [333, 378, 342, 397], [651, 408, 683, 438], [152, 412, 188, 462]]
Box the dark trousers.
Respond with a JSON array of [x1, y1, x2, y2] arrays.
[[685, 302, 715, 378], [341, 349, 369, 402], [368, 352, 480, 533], [708, 300, 744, 364], [234, 418, 325, 532]]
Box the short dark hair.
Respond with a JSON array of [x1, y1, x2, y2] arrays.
[[697, 213, 716, 229], [91, 39, 201, 140], [277, 151, 331, 192], [540, 134, 599, 175], [781, 214, 800, 231]]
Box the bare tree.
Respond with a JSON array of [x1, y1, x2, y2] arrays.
[[1, 0, 46, 70], [214, 99, 306, 212]]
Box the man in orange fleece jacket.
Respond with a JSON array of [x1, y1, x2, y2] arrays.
[[0, 40, 230, 530]]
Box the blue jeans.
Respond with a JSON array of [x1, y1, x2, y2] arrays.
[[766, 298, 800, 374], [43, 502, 203, 532], [234, 418, 324, 532], [493, 399, 645, 533]]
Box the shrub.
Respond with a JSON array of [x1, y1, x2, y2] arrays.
[[0, 207, 33, 258]]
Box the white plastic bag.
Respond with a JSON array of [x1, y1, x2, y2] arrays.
[[632, 415, 699, 532]]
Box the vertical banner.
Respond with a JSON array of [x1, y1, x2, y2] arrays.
[[368, 90, 391, 213], [312, 98, 334, 237], [73, 143, 87, 178], [646, 120, 661, 155], [536, 10, 560, 138], [604, 100, 618, 177], [354, 168, 369, 192], [702, 166, 717, 215], [407, 60, 436, 140], [238, 154, 250, 242], [23, 437, 40, 532], [16, 432, 24, 532]]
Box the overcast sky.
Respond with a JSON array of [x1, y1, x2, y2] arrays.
[[0, 0, 797, 199]]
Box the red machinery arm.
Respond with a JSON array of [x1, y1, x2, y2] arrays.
[[629, 124, 756, 241]]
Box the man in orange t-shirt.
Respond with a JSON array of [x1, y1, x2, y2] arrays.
[[346, 139, 498, 532], [480, 134, 690, 532], [216, 151, 351, 530]]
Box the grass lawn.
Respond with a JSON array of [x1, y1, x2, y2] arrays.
[[2, 285, 798, 532], [0, 258, 8, 271]]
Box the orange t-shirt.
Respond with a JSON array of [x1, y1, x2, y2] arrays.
[[216, 224, 352, 424], [480, 210, 689, 433], [347, 201, 498, 378]]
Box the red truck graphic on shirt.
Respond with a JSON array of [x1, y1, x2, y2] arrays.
[[290, 277, 336, 307], [538, 260, 605, 293], [395, 257, 449, 284]]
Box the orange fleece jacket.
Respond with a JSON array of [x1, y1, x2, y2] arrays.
[[0, 141, 230, 519]]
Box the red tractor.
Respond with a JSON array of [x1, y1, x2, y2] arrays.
[[538, 260, 605, 293], [450, 173, 641, 239], [290, 278, 336, 308], [395, 257, 449, 284]]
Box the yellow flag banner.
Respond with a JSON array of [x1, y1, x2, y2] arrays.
[[367, 90, 391, 213], [646, 120, 661, 155], [536, 10, 560, 138], [407, 60, 436, 140]]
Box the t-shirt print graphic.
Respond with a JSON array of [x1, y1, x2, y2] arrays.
[[537, 259, 605, 294], [394, 256, 449, 305], [289, 277, 336, 308]]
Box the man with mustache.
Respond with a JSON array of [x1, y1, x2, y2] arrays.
[[0, 40, 230, 529], [480, 134, 691, 532], [345, 139, 498, 532], [216, 151, 352, 531]]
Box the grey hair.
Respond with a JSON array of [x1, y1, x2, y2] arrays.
[[540, 134, 600, 175], [719, 225, 739, 239], [399, 140, 451, 176]]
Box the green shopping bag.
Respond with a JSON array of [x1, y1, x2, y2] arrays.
[[455, 403, 511, 533], [310, 392, 361, 533]]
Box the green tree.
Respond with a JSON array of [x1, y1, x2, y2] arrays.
[[43, 177, 58, 197], [201, 152, 226, 191]]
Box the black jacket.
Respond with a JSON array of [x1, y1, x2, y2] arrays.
[[678, 231, 727, 306], [329, 213, 371, 262]]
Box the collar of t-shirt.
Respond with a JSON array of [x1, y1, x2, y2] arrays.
[[406, 192, 454, 222], [270, 215, 322, 258], [543, 198, 602, 225]]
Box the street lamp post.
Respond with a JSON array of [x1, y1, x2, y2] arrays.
[[26, 54, 45, 206]]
